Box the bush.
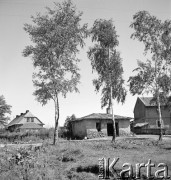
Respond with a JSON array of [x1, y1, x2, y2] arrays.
[[22, 135, 40, 142], [58, 127, 68, 139], [37, 128, 52, 139], [0, 129, 53, 143]]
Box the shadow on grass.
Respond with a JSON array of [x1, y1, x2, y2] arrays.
[[125, 138, 149, 140], [76, 164, 99, 174], [62, 156, 75, 162], [61, 149, 84, 162]]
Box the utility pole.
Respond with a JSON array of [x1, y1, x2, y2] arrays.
[[108, 48, 116, 142]]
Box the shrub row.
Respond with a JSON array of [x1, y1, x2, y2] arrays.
[[0, 128, 53, 142]]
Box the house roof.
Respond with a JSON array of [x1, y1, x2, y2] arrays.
[[24, 111, 36, 118], [134, 122, 149, 128], [7, 110, 44, 127], [8, 113, 25, 127], [139, 97, 157, 107], [19, 122, 44, 129], [70, 113, 133, 122]]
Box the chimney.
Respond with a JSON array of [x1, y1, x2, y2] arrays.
[[16, 115, 19, 118], [26, 110, 29, 113], [106, 107, 112, 114]]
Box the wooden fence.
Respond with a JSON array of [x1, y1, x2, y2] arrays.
[[134, 128, 166, 135]]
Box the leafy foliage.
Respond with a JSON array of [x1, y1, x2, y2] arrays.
[[90, 19, 119, 48], [88, 19, 127, 142], [0, 129, 51, 143], [129, 11, 171, 140], [63, 114, 76, 139], [23, 0, 87, 105], [129, 60, 155, 95], [23, 0, 87, 144], [129, 11, 171, 102], [130, 11, 171, 58], [88, 19, 126, 108], [64, 114, 76, 128], [0, 95, 12, 125]]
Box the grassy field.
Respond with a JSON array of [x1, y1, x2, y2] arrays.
[[0, 136, 171, 179]]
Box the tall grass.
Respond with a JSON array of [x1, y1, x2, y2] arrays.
[[0, 128, 53, 143]]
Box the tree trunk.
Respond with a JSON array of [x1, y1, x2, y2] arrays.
[[111, 86, 116, 142], [108, 48, 116, 142], [53, 96, 59, 145], [157, 94, 163, 141], [154, 58, 163, 141]]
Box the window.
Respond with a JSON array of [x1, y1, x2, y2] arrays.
[[31, 117, 34, 122], [27, 118, 30, 122], [96, 122, 101, 132]]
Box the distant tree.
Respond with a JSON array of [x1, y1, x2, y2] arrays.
[[64, 114, 76, 139], [88, 19, 127, 142], [23, 0, 87, 145], [64, 114, 76, 127], [64, 116, 71, 129], [0, 95, 12, 125], [129, 11, 171, 141]]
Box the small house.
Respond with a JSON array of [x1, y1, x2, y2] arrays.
[[7, 110, 44, 132], [69, 111, 132, 139]]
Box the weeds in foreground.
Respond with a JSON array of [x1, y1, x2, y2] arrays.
[[0, 143, 60, 180], [0, 138, 171, 179]]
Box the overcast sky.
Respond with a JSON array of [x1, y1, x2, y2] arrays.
[[0, 0, 171, 127]]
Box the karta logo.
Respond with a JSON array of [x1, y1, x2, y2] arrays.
[[98, 158, 170, 179]]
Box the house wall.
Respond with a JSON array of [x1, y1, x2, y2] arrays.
[[85, 119, 112, 130], [8, 124, 22, 132], [85, 119, 112, 138], [118, 119, 130, 135], [134, 98, 146, 123], [20, 117, 42, 124], [145, 107, 171, 129], [71, 118, 131, 139]]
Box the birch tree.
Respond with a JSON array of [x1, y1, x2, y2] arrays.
[[88, 19, 127, 142], [23, 0, 87, 145], [129, 11, 171, 141]]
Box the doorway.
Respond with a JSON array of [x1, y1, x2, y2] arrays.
[[107, 122, 119, 136]]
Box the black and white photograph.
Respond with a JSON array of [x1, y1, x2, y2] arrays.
[[0, 0, 171, 179]]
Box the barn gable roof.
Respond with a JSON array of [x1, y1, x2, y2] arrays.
[[139, 97, 156, 106], [138, 97, 168, 107], [7, 110, 44, 127], [70, 113, 132, 122]]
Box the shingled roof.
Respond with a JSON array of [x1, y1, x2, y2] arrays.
[[138, 97, 167, 107], [20, 122, 44, 129], [70, 113, 132, 122], [7, 110, 44, 127], [139, 97, 155, 106]]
